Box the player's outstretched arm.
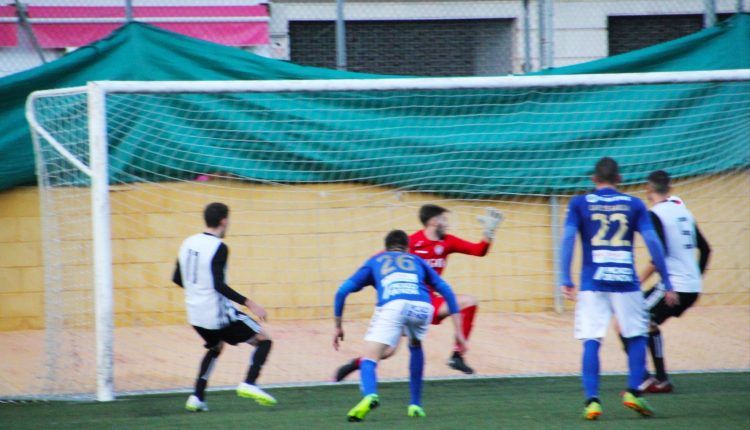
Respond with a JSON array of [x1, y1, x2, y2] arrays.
[[696, 225, 711, 274], [245, 299, 267, 322], [559, 219, 578, 300], [447, 234, 491, 256], [332, 266, 371, 350], [641, 228, 679, 306], [637, 200, 675, 295], [640, 212, 665, 284], [333, 316, 344, 351], [477, 207, 504, 242], [332, 281, 357, 351], [172, 260, 183, 288], [210, 243, 254, 307]]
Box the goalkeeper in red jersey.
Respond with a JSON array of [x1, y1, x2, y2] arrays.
[[334, 204, 502, 380]]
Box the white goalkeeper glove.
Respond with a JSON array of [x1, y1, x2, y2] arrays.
[[477, 208, 504, 240]]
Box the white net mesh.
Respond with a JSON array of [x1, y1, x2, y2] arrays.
[[17, 74, 750, 399], [28, 91, 95, 397]]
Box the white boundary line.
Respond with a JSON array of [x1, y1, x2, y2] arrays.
[[4, 369, 747, 402]]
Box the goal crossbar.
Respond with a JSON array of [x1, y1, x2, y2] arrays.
[[86, 69, 750, 94]]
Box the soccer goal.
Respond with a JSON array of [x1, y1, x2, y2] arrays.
[[24, 70, 750, 401]]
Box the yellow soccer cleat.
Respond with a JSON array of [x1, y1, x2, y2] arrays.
[[582, 401, 602, 420], [237, 382, 277, 406], [347, 394, 379, 422], [407, 404, 426, 418], [622, 391, 654, 417]]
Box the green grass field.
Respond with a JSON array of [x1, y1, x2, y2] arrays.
[[2, 373, 748, 430]]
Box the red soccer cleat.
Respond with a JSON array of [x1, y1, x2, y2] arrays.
[[647, 380, 673, 394]]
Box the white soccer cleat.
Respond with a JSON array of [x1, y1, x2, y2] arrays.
[[237, 382, 277, 406], [185, 394, 209, 412], [638, 376, 658, 392]]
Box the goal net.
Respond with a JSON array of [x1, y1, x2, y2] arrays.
[[20, 71, 750, 400]]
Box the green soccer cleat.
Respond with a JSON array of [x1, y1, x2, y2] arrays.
[[622, 391, 654, 417], [582, 401, 602, 420], [237, 382, 277, 406], [347, 394, 379, 422], [407, 404, 426, 418]]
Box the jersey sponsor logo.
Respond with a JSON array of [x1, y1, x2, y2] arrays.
[[401, 302, 431, 322], [426, 258, 445, 268], [593, 266, 634, 283], [588, 204, 630, 212], [585, 194, 632, 203], [382, 272, 419, 299], [592, 249, 633, 264], [434, 245, 444, 255], [414, 250, 428, 254]]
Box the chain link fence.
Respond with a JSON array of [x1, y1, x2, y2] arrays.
[[1, 0, 747, 77]]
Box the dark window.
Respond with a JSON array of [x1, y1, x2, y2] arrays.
[[289, 19, 514, 76], [608, 14, 733, 56]]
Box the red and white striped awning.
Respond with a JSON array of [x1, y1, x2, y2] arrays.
[[0, 5, 269, 48]]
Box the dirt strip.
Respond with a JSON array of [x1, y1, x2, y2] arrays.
[[1, 306, 747, 397]]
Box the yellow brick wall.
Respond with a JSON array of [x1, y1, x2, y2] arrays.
[[0, 187, 43, 330], [1, 172, 748, 331]]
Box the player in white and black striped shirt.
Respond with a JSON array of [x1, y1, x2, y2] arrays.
[[173, 202, 277, 411], [638, 171, 711, 393]]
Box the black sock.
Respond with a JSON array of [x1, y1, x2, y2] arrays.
[[628, 388, 641, 397], [649, 329, 667, 381], [246, 340, 272, 385], [194, 348, 220, 401], [586, 397, 600, 405]]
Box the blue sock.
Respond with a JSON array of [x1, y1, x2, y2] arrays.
[[359, 359, 377, 397], [626, 336, 648, 391], [409, 344, 424, 406], [582, 340, 600, 400]]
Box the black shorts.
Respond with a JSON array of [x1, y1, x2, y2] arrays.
[[644, 286, 699, 325], [193, 312, 261, 349]]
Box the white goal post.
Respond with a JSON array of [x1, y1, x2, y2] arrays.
[[25, 69, 750, 401]]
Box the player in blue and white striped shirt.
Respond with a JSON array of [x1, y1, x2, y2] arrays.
[[559, 158, 678, 420], [333, 229, 466, 422]]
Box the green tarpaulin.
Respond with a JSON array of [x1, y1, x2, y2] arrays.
[[2, 14, 749, 195]]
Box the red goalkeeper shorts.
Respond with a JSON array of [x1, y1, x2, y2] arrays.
[[430, 295, 446, 325]]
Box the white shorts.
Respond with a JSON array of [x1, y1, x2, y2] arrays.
[[364, 300, 434, 347], [574, 290, 648, 340]]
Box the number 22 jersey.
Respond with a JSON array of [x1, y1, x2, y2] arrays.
[[564, 188, 654, 293]]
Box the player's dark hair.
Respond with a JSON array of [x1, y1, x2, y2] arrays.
[[593, 157, 620, 184], [647, 170, 671, 194], [419, 204, 449, 226], [384, 229, 409, 251], [204, 202, 229, 228]]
